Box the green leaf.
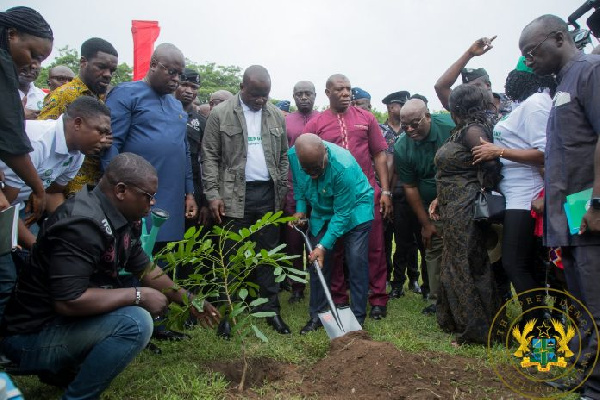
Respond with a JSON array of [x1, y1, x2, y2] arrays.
[[274, 275, 285, 283], [240, 228, 251, 238], [251, 311, 276, 318], [230, 303, 247, 319], [184, 226, 196, 239], [268, 243, 287, 255], [285, 267, 309, 276], [238, 288, 248, 301], [273, 266, 282, 276], [249, 297, 268, 307], [252, 324, 268, 343], [288, 274, 307, 283]]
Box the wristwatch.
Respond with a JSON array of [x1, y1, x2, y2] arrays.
[[134, 287, 142, 305], [316, 243, 326, 251], [382, 190, 392, 198], [591, 197, 600, 210]]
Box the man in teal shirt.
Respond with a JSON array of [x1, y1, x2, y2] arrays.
[[289, 133, 373, 333]]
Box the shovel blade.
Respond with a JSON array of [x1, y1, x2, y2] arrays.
[[318, 306, 362, 340]]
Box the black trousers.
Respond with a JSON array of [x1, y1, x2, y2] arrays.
[[223, 181, 281, 313], [501, 210, 545, 314], [384, 186, 426, 289], [562, 245, 600, 399]]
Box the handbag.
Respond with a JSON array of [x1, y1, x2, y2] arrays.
[[474, 188, 506, 223]]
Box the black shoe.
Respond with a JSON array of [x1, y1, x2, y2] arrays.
[[335, 302, 350, 308], [152, 329, 191, 341], [421, 288, 430, 300], [370, 305, 387, 320], [409, 280, 422, 294], [422, 304, 436, 315], [300, 317, 323, 334], [389, 287, 405, 299], [266, 315, 291, 334], [288, 291, 305, 304], [217, 318, 232, 340], [145, 342, 162, 355]]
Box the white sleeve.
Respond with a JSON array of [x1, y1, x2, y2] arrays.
[[3, 142, 43, 189], [522, 100, 550, 153], [54, 153, 84, 186]]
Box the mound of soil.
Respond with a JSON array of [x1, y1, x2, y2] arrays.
[[207, 331, 547, 399]]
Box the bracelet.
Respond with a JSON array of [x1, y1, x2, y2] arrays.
[[134, 287, 141, 305], [382, 190, 393, 197], [316, 243, 326, 251], [499, 149, 505, 158]]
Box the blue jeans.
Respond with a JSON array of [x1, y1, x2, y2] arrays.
[[1, 306, 153, 400], [308, 221, 371, 324]]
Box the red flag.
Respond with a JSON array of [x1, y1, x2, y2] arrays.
[[131, 20, 160, 81]]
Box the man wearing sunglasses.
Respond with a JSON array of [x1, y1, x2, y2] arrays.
[[46, 65, 75, 92], [394, 98, 455, 315], [519, 15, 600, 400], [0, 153, 219, 399]]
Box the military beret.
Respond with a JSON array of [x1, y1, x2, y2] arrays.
[[351, 87, 371, 101], [276, 100, 290, 112], [461, 67, 489, 84], [182, 68, 200, 85], [382, 91, 411, 105]]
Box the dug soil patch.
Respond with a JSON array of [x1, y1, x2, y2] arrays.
[[207, 331, 545, 399]]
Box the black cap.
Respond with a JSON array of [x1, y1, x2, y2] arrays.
[[382, 91, 411, 105], [182, 68, 200, 85], [461, 67, 488, 84]]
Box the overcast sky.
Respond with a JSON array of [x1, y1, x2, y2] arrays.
[[7, 0, 597, 111]]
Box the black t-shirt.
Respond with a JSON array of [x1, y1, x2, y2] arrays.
[[2, 186, 149, 335], [186, 109, 206, 206], [0, 48, 32, 156]]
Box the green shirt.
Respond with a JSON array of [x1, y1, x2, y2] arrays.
[[393, 113, 455, 207], [289, 142, 374, 250]]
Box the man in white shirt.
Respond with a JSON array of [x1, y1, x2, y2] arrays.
[[1, 96, 111, 249], [202, 65, 290, 337], [18, 68, 46, 120]]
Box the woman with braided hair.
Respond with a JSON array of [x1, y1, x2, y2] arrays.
[[0, 6, 52, 318], [0, 6, 53, 216], [432, 84, 503, 345]]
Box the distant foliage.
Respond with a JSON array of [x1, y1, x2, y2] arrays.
[[185, 61, 242, 104], [35, 46, 132, 89]]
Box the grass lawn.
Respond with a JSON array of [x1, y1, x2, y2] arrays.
[[12, 286, 581, 399]]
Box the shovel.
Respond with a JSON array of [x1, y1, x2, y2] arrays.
[[292, 222, 362, 339]]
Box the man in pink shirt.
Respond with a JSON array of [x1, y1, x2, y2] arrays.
[[304, 74, 392, 320], [283, 81, 320, 304]]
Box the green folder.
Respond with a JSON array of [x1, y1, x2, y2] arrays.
[[564, 188, 593, 235], [0, 205, 18, 255]]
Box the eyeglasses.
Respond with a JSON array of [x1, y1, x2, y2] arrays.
[[302, 153, 327, 176], [401, 115, 426, 132], [128, 184, 156, 203], [525, 31, 558, 61], [157, 61, 186, 81]]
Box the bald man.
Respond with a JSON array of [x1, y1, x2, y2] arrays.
[[103, 43, 197, 249], [202, 65, 291, 336], [289, 134, 373, 332], [209, 89, 234, 110], [304, 74, 391, 320], [47, 65, 75, 92], [394, 99, 454, 314]]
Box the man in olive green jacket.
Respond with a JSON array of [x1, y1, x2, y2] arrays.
[[201, 65, 291, 336]]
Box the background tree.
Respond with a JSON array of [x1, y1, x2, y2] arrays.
[[185, 60, 242, 103], [36, 46, 132, 89]]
